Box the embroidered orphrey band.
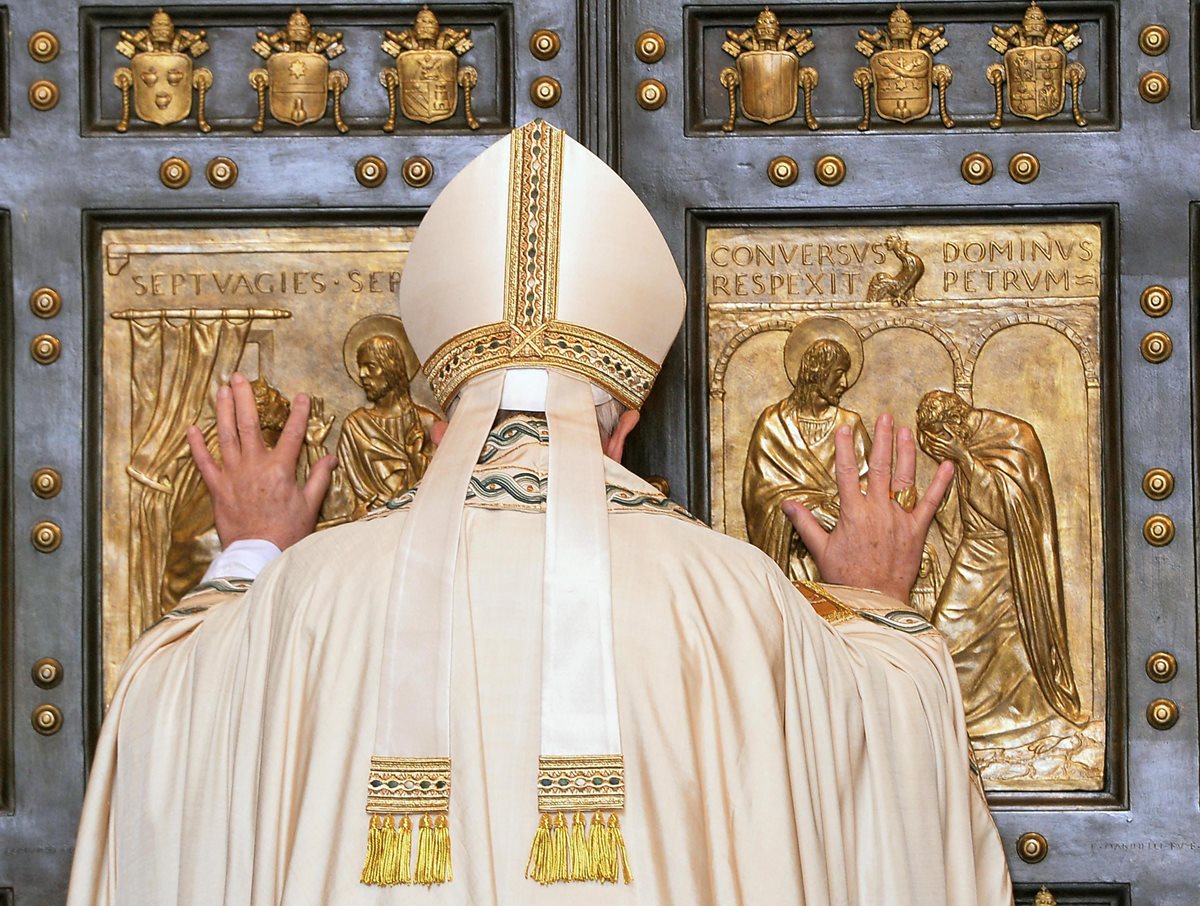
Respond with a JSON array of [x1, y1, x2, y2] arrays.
[[537, 754, 626, 812], [366, 756, 451, 814], [795, 580, 860, 626]]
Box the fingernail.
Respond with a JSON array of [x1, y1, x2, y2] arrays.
[[838, 425, 851, 437], [899, 427, 911, 440], [231, 372, 245, 384], [217, 386, 230, 399], [882, 412, 893, 426], [296, 393, 308, 405]]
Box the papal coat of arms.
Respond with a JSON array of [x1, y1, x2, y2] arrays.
[[988, 0, 1086, 128], [113, 9, 212, 133], [719, 7, 819, 131], [250, 9, 349, 133], [380, 6, 480, 131], [853, 4, 953, 130]]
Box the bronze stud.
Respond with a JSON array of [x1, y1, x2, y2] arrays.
[[1140, 284, 1172, 317], [531, 76, 563, 108], [1140, 331, 1172, 363], [1008, 152, 1039, 184], [29, 79, 59, 111], [31, 334, 61, 365], [530, 29, 561, 61], [159, 157, 192, 189], [32, 704, 63, 736], [28, 31, 60, 63], [32, 521, 62, 553], [636, 79, 667, 111], [1139, 24, 1169, 56], [29, 286, 61, 319], [1147, 698, 1179, 730], [814, 155, 846, 187], [355, 155, 388, 188], [1142, 468, 1174, 501], [32, 467, 62, 500], [205, 157, 239, 189], [401, 156, 434, 188], [1143, 514, 1175, 547], [1016, 832, 1048, 864], [1146, 651, 1178, 684], [635, 31, 667, 64], [1139, 71, 1169, 103], [32, 657, 63, 689], [767, 156, 799, 187], [961, 152, 993, 185]]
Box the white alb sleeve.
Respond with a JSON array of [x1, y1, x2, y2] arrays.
[[200, 539, 282, 583]]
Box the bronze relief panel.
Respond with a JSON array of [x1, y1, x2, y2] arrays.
[[706, 222, 1108, 792]]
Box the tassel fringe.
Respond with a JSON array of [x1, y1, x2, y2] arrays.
[[526, 811, 633, 885], [360, 814, 447, 887]]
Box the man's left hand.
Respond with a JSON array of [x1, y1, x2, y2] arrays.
[[187, 372, 338, 551], [782, 413, 954, 603]]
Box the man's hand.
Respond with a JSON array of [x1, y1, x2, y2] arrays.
[[782, 413, 954, 603], [918, 427, 969, 466], [187, 372, 338, 551]]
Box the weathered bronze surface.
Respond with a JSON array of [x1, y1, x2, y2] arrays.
[[988, 1, 1086, 129], [250, 9, 348, 133], [1017, 831, 1049, 864], [113, 10, 212, 133], [28, 30, 60, 63], [708, 222, 1105, 791], [100, 226, 434, 699], [719, 6, 818, 132], [852, 4, 953, 130], [380, 7, 480, 131], [961, 152, 994, 185]]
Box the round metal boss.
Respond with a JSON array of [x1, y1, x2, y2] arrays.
[[961, 152, 993, 185], [635, 31, 667, 63], [32, 467, 62, 499], [29, 80, 59, 111], [30, 286, 61, 318], [206, 157, 239, 189], [402, 156, 434, 188], [636, 79, 667, 110], [1139, 24, 1169, 56], [159, 157, 192, 189], [1140, 284, 1172, 317], [1016, 832, 1048, 864], [1008, 152, 1039, 184], [530, 76, 562, 108], [1143, 514, 1175, 547], [814, 155, 846, 187], [1146, 651, 1177, 684], [355, 155, 388, 188], [1147, 698, 1179, 730], [767, 156, 799, 187], [32, 704, 63, 736], [1140, 331, 1172, 363], [529, 29, 561, 61], [31, 520, 62, 553], [28, 30, 61, 63], [31, 334, 61, 365], [32, 657, 63, 689], [1139, 71, 1169, 103]]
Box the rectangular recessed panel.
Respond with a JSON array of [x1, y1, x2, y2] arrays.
[[0, 209, 10, 816]]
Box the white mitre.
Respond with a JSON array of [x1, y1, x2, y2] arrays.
[[359, 120, 685, 889]]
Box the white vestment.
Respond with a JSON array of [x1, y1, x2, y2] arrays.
[[69, 415, 1012, 905]]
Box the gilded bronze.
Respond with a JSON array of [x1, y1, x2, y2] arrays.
[[355, 155, 388, 188], [30, 286, 62, 319], [28, 30, 60, 63], [1139, 284, 1172, 317], [402, 155, 434, 187], [251, 9, 348, 133], [1146, 698, 1179, 730], [31, 520, 62, 553], [532, 75, 563, 108], [814, 155, 845, 186], [531, 29, 562, 61], [1138, 71, 1169, 104], [380, 7, 480, 131], [1034, 886, 1058, 906], [961, 152, 993, 185], [1141, 468, 1174, 500], [634, 31, 666, 64], [988, 1, 1086, 129], [1140, 330, 1172, 363], [28, 80, 59, 111], [113, 10, 212, 133], [767, 155, 798, 187], [1146, 651, 1177, 684], [31, 467, 62, 499], [32, 657, 64, 689], [32, 704, 63, 736], [852, 4, 953, 130], [30, 334, 61, 365], [100, 226, 433, 698], [1143, 514, 1175, 546], [158, 156, 191, 189], [205, 157, 238, 189], [1138, 24, 1169, 56], [635, 78, 666, 110], [1009, 152, 1040, 183], [1017, 831, 1048, 864], [708, 222, 1106, 791], [720, 7, 819, 131]]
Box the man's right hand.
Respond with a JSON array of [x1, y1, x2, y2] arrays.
[[187, 372, 337, 551]]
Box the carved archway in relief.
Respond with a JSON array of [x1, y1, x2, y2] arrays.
[[709, 317, 798, 396], [965, 313, 1098, 389], [859, 315, 966, 386]]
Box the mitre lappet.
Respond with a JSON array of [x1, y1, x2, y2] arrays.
[[359, 119, 685, 887]]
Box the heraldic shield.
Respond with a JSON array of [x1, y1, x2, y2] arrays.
[[398, 49, 459, 123], [870, 49, 932, 123], [131, 52, 194, 125], [1005, 45, 1066, 120], [268, 51, 329, 125], [736, 50, 799, 124]]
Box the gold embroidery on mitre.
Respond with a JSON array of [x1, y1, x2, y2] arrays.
[[421, 120, 661, 410]]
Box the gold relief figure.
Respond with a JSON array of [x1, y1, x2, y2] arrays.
[[114, 9, 212, 132], [250, 8, 349, 133], [743, 318, 869, 581], [853, 4, 954, 130], [916, 390, 1086, 748], [988, 1, 1087, 128], [325, 316, 439, 521], [865, 234, 925, 306], [719, 7, 819, 131], [380, 5, 481, 131]]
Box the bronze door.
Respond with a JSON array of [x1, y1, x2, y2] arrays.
[[0, 1, 1195, 903]]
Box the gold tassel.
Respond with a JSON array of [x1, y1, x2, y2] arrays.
[[591, 811, 615, 882], [550, 812, 570, 882], [396, 815, 413, 885], [360, 814, 385, 885], [525, 813, 553, 883], [433, 814, 453, 882], [610, 813, 633, 884], [378, 815, 401, 885], [569, 812, 592, 880]]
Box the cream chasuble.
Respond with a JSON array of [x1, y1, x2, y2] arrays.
[[69, 414, 1012, 906]]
